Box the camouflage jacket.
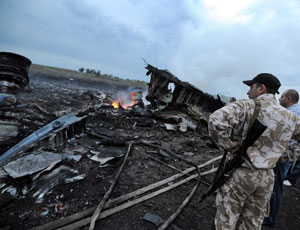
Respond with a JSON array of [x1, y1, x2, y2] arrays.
[[208, 94, 300, 169]]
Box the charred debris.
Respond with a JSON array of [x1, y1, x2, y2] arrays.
[[0, 52, 225, 229]]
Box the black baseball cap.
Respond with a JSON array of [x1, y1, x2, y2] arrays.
[[243, 73, 281, 94]]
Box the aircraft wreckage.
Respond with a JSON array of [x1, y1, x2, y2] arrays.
[[0, 53, 226, 230]]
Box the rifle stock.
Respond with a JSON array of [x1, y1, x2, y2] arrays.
[[200, 118, 267, 203]]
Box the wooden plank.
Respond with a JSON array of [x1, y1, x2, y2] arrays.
[[32, 155, 221, 230], [57, 168, 217, 230], [89, 143, 132, 230]]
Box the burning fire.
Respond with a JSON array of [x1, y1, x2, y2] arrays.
[[112, 101, 119, 109], [130, 92, 136, 103], [111, 91, 142, 109], [111, 100, 134, 109]]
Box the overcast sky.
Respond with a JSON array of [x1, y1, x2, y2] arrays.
[[1, 0, 300, 99]]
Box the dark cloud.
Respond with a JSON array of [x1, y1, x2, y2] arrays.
[[1, 0, 300, 98]]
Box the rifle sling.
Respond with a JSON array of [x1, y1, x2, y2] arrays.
[[248, 99, 261, 137], [240, 99, 261, 164], [208, 99, 262, 192]]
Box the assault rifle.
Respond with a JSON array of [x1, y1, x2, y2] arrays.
[[199, 117, 267, 203]]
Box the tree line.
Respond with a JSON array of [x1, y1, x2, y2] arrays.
[[78, 67, 146, 84], [78, 67, 101, 76]]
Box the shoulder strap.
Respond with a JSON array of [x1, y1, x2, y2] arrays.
[[240, 98, 262, 169], [211, 99, 262, 183], [247, 99, 261, 134]]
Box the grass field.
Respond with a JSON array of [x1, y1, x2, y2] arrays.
[[29, 64, 148, 89]]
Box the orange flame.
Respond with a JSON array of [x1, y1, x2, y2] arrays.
[[112, 92, 137, 109], [130, 92, 136, 104], [112, 101, 119, 109], [112, 100, 134, 109]]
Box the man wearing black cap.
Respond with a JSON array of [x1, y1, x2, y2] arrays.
[[243, 73, 281, 95], [208, 73, 300, 229]]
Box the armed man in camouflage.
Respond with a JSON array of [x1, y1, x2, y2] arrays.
[[208, 73, 300, 230]]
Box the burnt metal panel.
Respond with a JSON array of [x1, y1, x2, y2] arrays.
[[145, 64, 225, 113], [0, 113, 86, 168], [0, 52, 32, 150], [0, 52, 31, 93]]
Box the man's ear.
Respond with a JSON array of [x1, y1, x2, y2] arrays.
[[260, 84, 267, 94]]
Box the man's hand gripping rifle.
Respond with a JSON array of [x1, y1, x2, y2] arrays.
[[199, 117, 267, 203]]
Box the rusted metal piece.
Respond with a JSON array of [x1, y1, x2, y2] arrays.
[[145, 64, 225, 113]]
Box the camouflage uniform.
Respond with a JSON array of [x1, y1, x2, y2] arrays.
[[208, 94, 300, 230], [282, 143, 300, 162]]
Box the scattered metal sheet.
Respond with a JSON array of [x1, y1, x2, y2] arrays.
[[32, 165, 84, 203], [158, 113, 181, 123], [0, 150, 85, 208], [32, 160, 63, 181], [64, 174, 85, 183], [62, 152, 82, 162], [0, 113, 86, 168], [159, 112, 198, 132], [158, 141, 172, 159], [0, 169, 7, 179], [69, 146, 88, 154], [3, 151, 62, 179], [143, 212, 164, 226], [179, 117, 197, 132], [179, 122, 188, 132], [159, 149, 171, 159], [143, 212, 182, 230], [164, 123, 177, 131], [183, 152, 194, 157], [89, 146, 126, 166], [2, 185, 18, 197]]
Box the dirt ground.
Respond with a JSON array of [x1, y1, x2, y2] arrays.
[[1, 69, 300, 230]]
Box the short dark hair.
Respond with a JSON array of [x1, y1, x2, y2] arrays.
[[230, 97, 236, 102], [255, 82, 277, 95], [285, 89, 299, 103]]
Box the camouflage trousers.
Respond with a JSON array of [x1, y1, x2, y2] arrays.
[[214, 167, 274, 230]]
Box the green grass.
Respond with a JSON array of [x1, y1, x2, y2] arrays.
[[29, 64, 148, 89]]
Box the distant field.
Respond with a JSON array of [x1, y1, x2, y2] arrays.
[[29, 64, 148, 89]]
